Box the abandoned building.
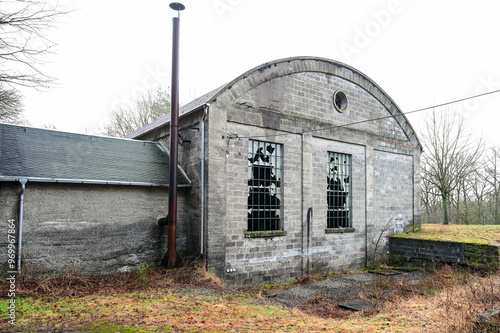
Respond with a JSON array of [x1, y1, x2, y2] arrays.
[[1, 57, 421, 287], [128, 56, 422, 286]]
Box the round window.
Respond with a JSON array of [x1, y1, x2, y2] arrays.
[[333, 91, 348, 112]]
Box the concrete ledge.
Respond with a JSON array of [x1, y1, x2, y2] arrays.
[[325, 228, 356, 234], [244, 230, 287, 238], [389, 237, 500, 270]]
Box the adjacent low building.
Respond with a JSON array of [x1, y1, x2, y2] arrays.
[[0, 124, 191, 274]]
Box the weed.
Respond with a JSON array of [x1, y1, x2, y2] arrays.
[[137, 262, 149, 275], [372, 217, 394, 267], [137, 262, 149, 284]]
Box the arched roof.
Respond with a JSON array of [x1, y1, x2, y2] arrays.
[[128, 56, 421, 150]]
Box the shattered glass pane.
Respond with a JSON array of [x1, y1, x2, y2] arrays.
[[327, 152, 351, 228], [248, 140, 283, 231]]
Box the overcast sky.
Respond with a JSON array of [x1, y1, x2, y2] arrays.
[[19, 0, 500, 147]]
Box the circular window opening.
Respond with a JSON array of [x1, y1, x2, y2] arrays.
[[333, 91, 348, 112]]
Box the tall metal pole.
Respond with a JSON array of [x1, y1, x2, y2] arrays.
[[163, 2, 185, 269]]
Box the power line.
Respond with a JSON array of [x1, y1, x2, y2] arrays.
[[234, 88, 500, 141]]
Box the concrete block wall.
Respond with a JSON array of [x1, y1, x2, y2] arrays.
[[0, 182, 191, 275], [223, 123, 304, 286], [210, 59, 420, 286], [389, 237, 464, 263], [390, 237, 500, 269], [370, 150, 415, 263], [309, 137, 366, 274], [464, 243, 500, 269]]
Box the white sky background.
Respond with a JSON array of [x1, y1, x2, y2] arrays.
[[18, 0, 500, 147]]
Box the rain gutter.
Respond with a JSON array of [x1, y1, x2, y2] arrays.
[[0, 177, 191, 187]]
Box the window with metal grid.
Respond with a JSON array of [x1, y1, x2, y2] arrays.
[[247, 140, 283, 231], [327, 152, 351, 228]]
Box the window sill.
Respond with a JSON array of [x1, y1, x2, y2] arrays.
[[244, 230, 287, 238], [325, 227, 356, 234]]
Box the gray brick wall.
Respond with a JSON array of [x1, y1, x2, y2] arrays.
[[370, 150, 415, 263], [210, 59, 420, 286]]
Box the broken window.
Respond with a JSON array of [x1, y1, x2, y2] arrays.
[[327, 152, 351, 228], [248, 140, 283, 231]]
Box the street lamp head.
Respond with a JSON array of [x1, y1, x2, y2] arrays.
[[169, 2, 185, 11]]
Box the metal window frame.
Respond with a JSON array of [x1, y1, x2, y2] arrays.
[[327, 152, 352, 228], [247, 139, 284, 232]]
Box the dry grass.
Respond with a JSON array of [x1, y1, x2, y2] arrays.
[[359, 265, 500, 332], [1, 262, 499, 332], [1, 258, 227, 299], [394, 224, 500, 245]]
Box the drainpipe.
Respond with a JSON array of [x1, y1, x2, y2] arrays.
[[200, 104, 208, 255], [17, 178, 28, 273], [364, 146, 368, 267]]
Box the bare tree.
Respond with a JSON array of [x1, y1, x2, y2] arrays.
[[421, 160, 442, 223], [104, 87, 171, 137], [0, 85, 25, 123], [1, 0, 65, 87], [421, 110, 484, 225], [485, 147, 500, 225], [0, 0, 66, 124]]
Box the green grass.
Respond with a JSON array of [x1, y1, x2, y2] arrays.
[[392, 224, 500, 244]]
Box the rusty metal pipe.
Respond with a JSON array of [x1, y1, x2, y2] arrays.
[[162, 8, 182, 268]]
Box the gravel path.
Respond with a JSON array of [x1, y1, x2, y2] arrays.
[[267, 270, 424, 308]]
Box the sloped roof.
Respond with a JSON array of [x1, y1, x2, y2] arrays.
[[0, 123, 191, 187], [126, 86, 221, 139]]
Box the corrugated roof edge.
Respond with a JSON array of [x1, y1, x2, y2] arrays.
[[0, 176, 188, 187]]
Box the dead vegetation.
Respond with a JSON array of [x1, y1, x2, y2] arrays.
[[358, 264, 500, 332], [1, 261, 499, 332], [1, 258, 227, 299]]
